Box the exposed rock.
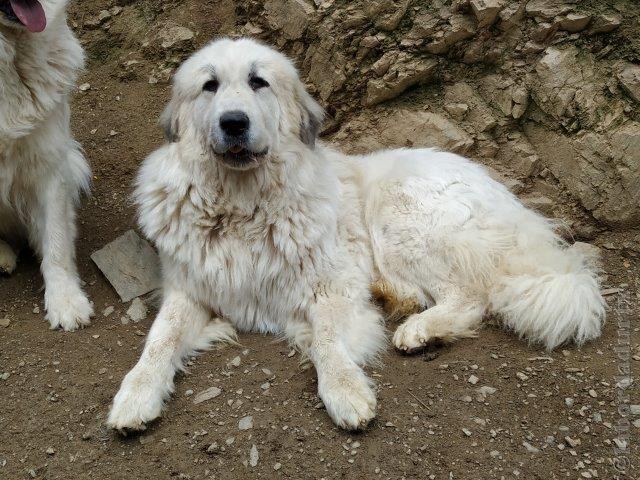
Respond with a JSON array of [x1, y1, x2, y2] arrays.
[[524, 124, 640, 227], [559, 13, 591, 33], [521, 40, 545, 55], [477, 385, 497, 396], [588, 14, 622, 34], [193, 387, 222, 405], [571, 242, 600, 260], [498, 2, 525, 31], [511, 86, 529, 119], [126, 298, 148, 323], [499, 134, 540, 178], [532, 21, 557, 42], [444, 103, 470, 120], [525, 0, 573, 21], [249, 444, 259, 467], [91, 230, 161, 303], [479, 74, 515, 116], [85, 10, 112, 29], [377, 110, 475, 153], [618, 64, 640, 103], [445, 82, 497, 132], [335, 110, 474, 154], [365, 53, 438, 105], [239, 416, 254, 430], [470, 0, 504, 28], [530, 47, 619, 131], [425, 15, 476, 54], [303, 39, 347, 101], [522, 194, 555, 216], [157, 25, 194, 50], [206, 443, 220, 454], [476, 134, 500, 158], [405, 12, 441, 42], [228, 356, 242, 367], [264, 0, 314, 40], [365, 0, 411, 31]]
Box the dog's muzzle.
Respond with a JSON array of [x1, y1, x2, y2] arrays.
[[212, 110, 268, 170]]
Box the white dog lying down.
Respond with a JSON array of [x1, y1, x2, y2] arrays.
[[0, 0, 93, 330], [108, 38, 604, 431]]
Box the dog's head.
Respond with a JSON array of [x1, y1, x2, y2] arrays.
[[161, 37, 324, 171], [0, 0, 67, 33]]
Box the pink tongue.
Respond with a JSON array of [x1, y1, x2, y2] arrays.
[[10, 0, 46, 33]]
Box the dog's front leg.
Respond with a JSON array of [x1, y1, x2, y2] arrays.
[[31, 179, 93, 331], [107, 289, 236, 433], [309, 295, 378, 431]]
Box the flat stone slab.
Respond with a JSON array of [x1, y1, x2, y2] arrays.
[[91, 230, 161, 302]]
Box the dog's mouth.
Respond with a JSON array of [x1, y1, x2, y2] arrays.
[[219, 145, 268, 170], [0, 0, 46, 33]]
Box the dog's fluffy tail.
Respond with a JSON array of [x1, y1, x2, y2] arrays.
[[489, 242, 605, 350]]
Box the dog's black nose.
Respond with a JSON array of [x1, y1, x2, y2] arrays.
[[220, 111, 250, 137]]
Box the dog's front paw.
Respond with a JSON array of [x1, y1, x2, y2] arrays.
[[107, 373, 165, 433], [45, 284, 93, 331], [0, 242, 17, 275], [319, 368, 377, 431]]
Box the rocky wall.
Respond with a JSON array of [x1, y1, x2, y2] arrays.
[[78, 0, 640, 239]]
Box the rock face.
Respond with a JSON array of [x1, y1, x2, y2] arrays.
[[530, 47, 607, 131], [264, 0, 313, 40], [470, 0, 504, 28], [156, 24, 194, 50], [91, 0, 640, 235], [524, 123, 640, 227], [334, 110, 474, 154], [366, 53, 438, 105], [618, 64, 640, 103]]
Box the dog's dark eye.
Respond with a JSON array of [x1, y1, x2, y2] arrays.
[[203, 79, 219, 93], [249, 75, 269, 91]]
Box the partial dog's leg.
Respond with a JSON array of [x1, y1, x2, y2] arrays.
[[309, 295, 383, 431], [0, 239, 17, 274], [107, 290, 236, 432], [393, 291, 485, 353], [30, 179, 92, 330]]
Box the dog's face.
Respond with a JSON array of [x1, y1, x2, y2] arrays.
[[0, 0, 66, 33], [162, 38, 323, 171]]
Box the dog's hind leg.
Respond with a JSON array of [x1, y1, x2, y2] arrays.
[[0, 239, 17, 274], [108, 289, 236, 432], [393, 289, 485, 353], [29, 177, 93, 331]]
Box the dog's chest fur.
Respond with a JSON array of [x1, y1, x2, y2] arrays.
[[0, 19, 85, 224], [138, 157, 342, 332]]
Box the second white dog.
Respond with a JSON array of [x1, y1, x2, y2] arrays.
[[108, 38, 604, 432], [0, 0, 93, 330]]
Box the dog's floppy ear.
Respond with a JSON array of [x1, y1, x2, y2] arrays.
[[160, 98, 180, 143], [296, 82, 324, 148]]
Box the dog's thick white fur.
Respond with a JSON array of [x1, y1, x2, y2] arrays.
[[108, 38, 604, 432], [0, 0, 93, 330]]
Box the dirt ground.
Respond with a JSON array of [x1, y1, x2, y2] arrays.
[[1, 1, 640, 479]]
